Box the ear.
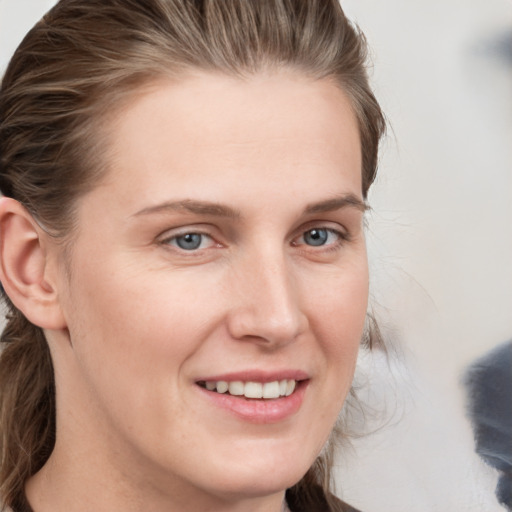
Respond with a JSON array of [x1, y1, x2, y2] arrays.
[[0, 197, 67, 330]]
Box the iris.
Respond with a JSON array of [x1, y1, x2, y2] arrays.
[[303, 228, 329, 246], [175, 233, 204, 250]]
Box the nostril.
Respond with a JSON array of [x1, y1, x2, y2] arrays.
[[227, 309, 308, 347], [226, 258, 308, 344]]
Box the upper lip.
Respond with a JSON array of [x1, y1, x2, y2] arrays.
[[195, 369, 309, 383]]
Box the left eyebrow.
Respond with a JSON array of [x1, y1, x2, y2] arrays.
[[132, 199, 241, 219], [303, 194, 368, 215]]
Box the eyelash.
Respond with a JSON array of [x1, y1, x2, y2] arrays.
[[292, 227, 348, 251], [160, 231, 218, 252], [159, 226, 349, 254]]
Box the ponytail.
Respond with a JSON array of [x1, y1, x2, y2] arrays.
[[0, 306, 55, 509]]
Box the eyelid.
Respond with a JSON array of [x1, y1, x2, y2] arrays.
[[157, 225, 222, 251], [157, 222, 214, 239], [292, 220, 349, 241], [167, 233, 214, 249], [290, 225, 350, 254]]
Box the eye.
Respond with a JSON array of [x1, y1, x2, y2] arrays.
[[303, 228, 329, 246], [299, 228, 342, 247], [165, 232, 214, 251]]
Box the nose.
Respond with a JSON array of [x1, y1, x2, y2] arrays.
[[226, 250, 309, 348]]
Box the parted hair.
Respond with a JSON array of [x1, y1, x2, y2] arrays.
[[0, 1, 385, 510]]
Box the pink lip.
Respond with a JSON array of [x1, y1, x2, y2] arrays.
[[196, 369, 309, 383], [195, 370, 310, 424]]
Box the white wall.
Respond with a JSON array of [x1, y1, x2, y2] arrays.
[[338, 1, 512, 511], [1, 1, 511, 511], [0, 0, 56, 67]]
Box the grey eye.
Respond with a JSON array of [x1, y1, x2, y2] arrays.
[[303, 228, 329, 246], [175, 233, 204, 250]]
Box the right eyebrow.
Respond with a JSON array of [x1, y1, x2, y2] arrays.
[[132, 199, 242, 220], [303, 194, 368, 215]]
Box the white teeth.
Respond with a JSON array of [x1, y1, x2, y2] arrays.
[[262, 381, 280, 399], [203, 379, 298, 399], [285, 380, 296, 396], [228, 381, 244, 396], [216, 381, 228, 393], [244, 382, 263, 398], [205, 381, 216, 391]]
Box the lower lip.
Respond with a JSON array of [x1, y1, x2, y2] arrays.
[[196, 381, 308, 424]]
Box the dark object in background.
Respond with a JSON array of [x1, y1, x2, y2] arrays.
[[464, 340, 512, 511]]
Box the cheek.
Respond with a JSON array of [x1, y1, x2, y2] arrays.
[[297, 264, 367, 455], [60, 261, 225, 441], [305, 258, 368, 401], [65, 256, 225, 377], [307, 259, 369, 345]]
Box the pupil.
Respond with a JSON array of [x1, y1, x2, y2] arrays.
[[177, 233, 202, 250], [305, 229, 328, 246]]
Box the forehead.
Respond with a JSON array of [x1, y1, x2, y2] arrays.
[[97, 71, 362, 209]]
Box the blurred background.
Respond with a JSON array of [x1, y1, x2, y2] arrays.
[[1, 1, 511, 511]]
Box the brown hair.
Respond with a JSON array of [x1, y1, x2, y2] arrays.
[[0, 1, 385, 510]]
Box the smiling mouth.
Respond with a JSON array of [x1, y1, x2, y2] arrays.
[[197, 379, 297, 399]]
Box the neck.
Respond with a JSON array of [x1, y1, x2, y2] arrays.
[[25, 444, 289, 512]]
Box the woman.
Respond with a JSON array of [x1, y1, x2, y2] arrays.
[[0, 1, 385, 511]]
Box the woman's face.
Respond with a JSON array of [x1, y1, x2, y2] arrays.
[[49, 72, 368, 507]]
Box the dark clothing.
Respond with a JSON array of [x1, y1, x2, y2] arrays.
[[9, 486, 362, 512], [464, 340, 512, 511], [286, 484, 362, 512]]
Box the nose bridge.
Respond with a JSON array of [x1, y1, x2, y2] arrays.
[[227, 243, 307, 345]]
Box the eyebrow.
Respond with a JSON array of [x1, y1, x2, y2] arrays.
[[303, 194, 368, 214], [132, 193, 367, 220], [133, 199, 241, 219]]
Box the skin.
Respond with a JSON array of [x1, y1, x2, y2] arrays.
[[13, 71, 368, 511]]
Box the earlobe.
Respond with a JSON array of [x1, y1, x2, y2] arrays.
[[0, 197, 67, 330]]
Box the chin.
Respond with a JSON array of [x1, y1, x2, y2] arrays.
[[199, 445, 314, 499], [206, 468, 306, 501]]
